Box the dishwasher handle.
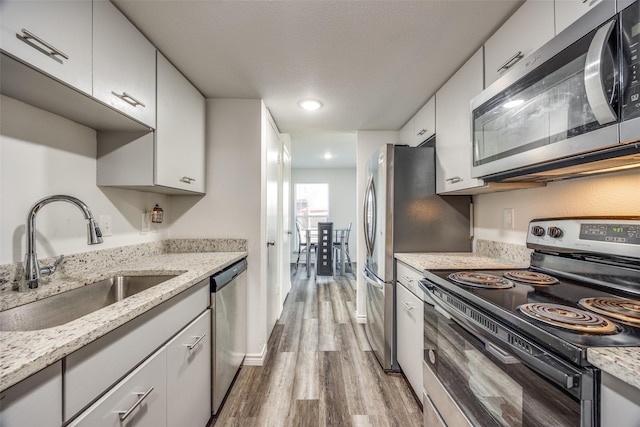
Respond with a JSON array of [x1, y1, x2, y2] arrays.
[[211, 258, 247, 292]]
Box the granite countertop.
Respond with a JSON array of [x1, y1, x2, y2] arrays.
[[0, 251, 246, 392], [396, 250, 640, 392], [395, 252, 529, 271]]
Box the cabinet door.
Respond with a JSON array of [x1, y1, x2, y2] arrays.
[[69, 349, 167, 427], [396, 282, 423, 402], [166, 310, 211, 427], [413, 96, 435, 146], [156, 53, 206, 193], [93, 0, 156, 128], [399, 118, 413, 146], [435, 49, 484, 194], [0, 0, 92, 94], [0, 362, 62, 427], [555, 0, 607, 34], [484, 0, 554, 87]]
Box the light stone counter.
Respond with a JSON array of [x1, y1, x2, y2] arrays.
[[588, 348, 640, 390], [0, 242, 246, 392], [395, 252, 529, 272]]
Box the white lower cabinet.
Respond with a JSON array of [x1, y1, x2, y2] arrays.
[[166, 310, 211, 427], [69, 349, 167, 427], [396, 281, 423, 402], [0, 362, 62, 427]]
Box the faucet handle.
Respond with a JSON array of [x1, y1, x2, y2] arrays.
[[40, 255, 65, 277]]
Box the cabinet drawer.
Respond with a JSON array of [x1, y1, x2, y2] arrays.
[[396, 261, 423, 298], [69, 348, 167, 427], [0, 0, 92, 94], [65, 280, 208, 420], [166, 310, 211, 427]]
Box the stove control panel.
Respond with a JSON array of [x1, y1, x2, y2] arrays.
[[527, 218, 640, 259]]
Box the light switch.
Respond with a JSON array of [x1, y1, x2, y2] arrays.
[[503, 208, 515, 229]]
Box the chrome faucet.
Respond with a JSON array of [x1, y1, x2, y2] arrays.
[[24, 195, 103, 289]]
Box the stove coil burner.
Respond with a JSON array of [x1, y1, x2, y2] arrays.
[[579, 297, 640, 326], [448, 272, 514, 289], [518, 303, 620, 335], [503, 271, 559, 285]]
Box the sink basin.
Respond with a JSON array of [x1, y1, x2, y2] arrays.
[[0, 275, 176, 332]]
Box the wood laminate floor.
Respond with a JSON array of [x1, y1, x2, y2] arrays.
[[212, 265, 422, 427]]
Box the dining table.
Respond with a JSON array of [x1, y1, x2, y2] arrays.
[[304, 227, 349, 278]]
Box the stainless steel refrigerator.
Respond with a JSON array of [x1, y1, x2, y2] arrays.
[[362, 142, 471, 371]]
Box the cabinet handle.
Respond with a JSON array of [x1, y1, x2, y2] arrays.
[[445, 176, 462, 183], [111, 91, 146, 108], [267, 240, 276, 247], [401, 301, 414, 311], [180, 176, 196, 184], [416, 128, 427, 136], [185, 333, 206, 350], [118, 386, 154, 422], [497, 51, 524, 73], [18, 29, 69, 60], [403, 275, 415, 284]]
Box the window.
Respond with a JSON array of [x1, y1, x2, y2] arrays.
[[295, 183, 329, 234]]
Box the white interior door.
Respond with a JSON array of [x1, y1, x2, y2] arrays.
[[280, 143, 292, 305], [265, 112, 281, 332]]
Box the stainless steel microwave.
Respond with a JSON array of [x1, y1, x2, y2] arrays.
[[471, 0, 640, 182]]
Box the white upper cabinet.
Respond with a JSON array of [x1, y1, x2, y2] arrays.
[[399, 117, 414, 146], [156, 53, 206, 193], [484, 0, 555, 87], [413, 96, 436, 146], [436, 49, 485, 194], [555, 0, 605, 34], [93, 0, 156, 128], [0, 0, 92, 95]]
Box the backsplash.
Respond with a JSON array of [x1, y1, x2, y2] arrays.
[[0, 239, 248, 294], [474, 239, 532, 266]]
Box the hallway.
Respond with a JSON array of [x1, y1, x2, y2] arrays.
[[212, 268, 422, 426]]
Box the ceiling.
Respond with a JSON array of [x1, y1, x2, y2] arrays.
[[113, 0, 523, 167]]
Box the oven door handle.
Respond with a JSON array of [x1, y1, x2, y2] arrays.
[[419, 279, 585, 396]]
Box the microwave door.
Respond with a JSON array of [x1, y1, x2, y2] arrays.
[[584, 20, 618, 125]]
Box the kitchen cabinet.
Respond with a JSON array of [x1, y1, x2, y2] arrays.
[[412, 96, 435, 146], [600, 372, 640, 427], [555, 0, 608, 34], [96, 52, 206, 195], [435, 49, 485, 194], [69, 350, 167, 427], [399, 118, 414, 146], [64, 280, 209, 421], [0, 0, 92, 95], [484, 0, 555, 87], [0, 362, 62, 427], [166, 310, 211, 427], [396, 261, 424, 402], [93, 0, 156, 128]]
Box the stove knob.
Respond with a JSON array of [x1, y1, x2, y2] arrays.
[[531, 226, 545, 237], [548, 226, 563, 238]]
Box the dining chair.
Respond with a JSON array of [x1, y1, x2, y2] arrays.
[[295, 221, 316, 272], [315, 222, 333, 278], [333, 222, 352, 272]]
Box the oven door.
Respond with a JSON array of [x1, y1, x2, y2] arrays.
[[420, 280, 596, 427]]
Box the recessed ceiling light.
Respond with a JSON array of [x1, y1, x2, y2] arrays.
[[503, 99, 524, 109], [298, 99, 323, 111], [324, 152, 332, 159]]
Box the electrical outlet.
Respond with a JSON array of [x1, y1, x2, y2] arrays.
[[503, 208, 515, 229], [141, 212, 151, 234], [100, 214, 113, 236]]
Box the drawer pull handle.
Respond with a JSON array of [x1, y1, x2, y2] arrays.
[[185, 333, 206, 350], [445, 176, 462, 183], [497, 51, 524, 73], [119, 386, 154, 421], [111, 91, 146, 108], [402, 301, 414, 311], [180, 176, 196, 184], [18, 29, 69, 60], [416, 128, 427, 136]]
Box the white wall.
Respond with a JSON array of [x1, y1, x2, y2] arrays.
[[290, 167, 357, 259], [474, 168, 640, 246], [0, 95, 168, 265], [355, 130, 399, 321], [168, 98, 268, 363]]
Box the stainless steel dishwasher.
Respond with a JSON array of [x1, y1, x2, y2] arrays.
[[210, 258, 247, 415]]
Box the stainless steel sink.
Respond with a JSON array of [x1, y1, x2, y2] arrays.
[[0, 275, 177, 331]]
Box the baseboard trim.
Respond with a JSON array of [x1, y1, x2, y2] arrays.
[[243, 343, 267, 366]]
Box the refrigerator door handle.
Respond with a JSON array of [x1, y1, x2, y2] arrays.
[[362, 267, 385, 290]]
